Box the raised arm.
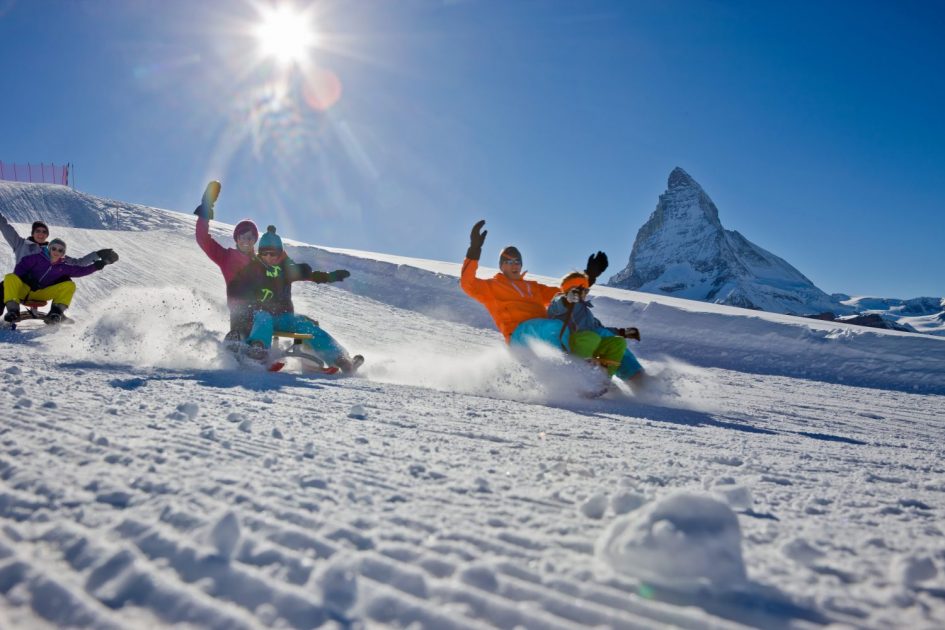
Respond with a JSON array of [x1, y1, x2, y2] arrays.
[[195, 215, 228, 265], [0, 212, 26, 251]]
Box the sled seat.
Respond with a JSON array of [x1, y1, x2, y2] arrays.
[[274, 332, 313, 341], [22, 300, 48, 309]]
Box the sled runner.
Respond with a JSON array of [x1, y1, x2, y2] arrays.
[[3, 300, 73, 330], [229, 331, 364, 375]]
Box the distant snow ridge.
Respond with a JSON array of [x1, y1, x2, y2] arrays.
[[608, 168, 850, 316], [0, 181, 187, 231]]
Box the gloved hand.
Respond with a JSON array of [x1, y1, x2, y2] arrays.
[[467, 219, 487, 261], [93, 259, 107, 270], [194, 180, 221, 220], [96, 249, 119, 264], [328, 269, 350, 282], [616, 327, 640, 341], [584, 251, 608, 286], [565, 288, 583, 304]]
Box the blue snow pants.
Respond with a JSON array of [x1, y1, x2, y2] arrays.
[[510, 318, 643, 380], [247, 312, 347, 365]]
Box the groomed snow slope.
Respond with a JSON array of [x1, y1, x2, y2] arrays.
[[1, 182, 944, 629]]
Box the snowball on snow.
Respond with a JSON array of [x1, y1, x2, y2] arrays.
[[595, 491, 747, 592]]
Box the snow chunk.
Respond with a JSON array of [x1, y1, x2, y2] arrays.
[[611, 490, 646, 515], [314, 559, 359, 615], [580, 493, 609, 519], [891, 555, 938, 587], [209, 511, 240, 559], [782, 538, 825, 566], [715, 485, 752, 510], [348, 404, 368, 420], [176, 402, 200, 421], [596, 491, 746, 591]]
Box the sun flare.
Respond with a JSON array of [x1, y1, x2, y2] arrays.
[[254, 5, 317, 66]]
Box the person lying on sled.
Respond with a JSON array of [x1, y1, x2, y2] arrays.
[[3, 238, 115, 324], [239, 225, 362, 374], [546, 271, 644, 383]]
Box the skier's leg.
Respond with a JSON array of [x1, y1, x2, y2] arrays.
[[290, 315, 348, 365], [3, 274, 29, 304], [4, 274, 30, 319], [595, 336, 628, 377], [510, 318, 570, 351], [246, 311, 276, 348], [597, 327, 643, 380], [569, 330, 602, 360], [37, 280, 76, 313], [227, 301, 254, 341]]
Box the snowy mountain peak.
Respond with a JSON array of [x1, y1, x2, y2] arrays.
[[607, 168, 845, 316], [667, 166, 698, 190]]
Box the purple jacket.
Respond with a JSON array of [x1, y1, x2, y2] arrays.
[[13, 251, 99, 291]]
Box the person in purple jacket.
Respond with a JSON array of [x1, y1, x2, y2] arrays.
[[3, 238, 114, 324]]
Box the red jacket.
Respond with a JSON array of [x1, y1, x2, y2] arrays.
[[460, 258, 559, 343], [195, 217, 253, 304]]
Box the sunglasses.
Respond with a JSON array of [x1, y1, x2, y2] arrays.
[[49, 246, 65, 253], [500, 258, 522, 265], [258, 250, 280, 258]]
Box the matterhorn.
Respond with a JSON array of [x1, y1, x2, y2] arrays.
[[607, 167, 848, 315]]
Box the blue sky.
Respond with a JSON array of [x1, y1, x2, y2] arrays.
[[1, 0, 942, 298]]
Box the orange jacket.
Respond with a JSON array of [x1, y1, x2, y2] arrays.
[[461, 257, 560, 343]]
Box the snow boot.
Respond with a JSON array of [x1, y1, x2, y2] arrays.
[[335, 354, 364, 375], [4, 301, 20, 323], [245, 341, 269, 361], [44, 304, 66, 325]]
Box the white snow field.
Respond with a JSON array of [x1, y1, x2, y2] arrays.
[[1, 182, 944, 629]]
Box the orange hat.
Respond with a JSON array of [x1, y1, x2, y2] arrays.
[[560, 273, 589, 292]]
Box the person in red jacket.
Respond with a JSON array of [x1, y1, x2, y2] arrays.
[[460, 219, 609, 347], [194, 188, 259, 341]]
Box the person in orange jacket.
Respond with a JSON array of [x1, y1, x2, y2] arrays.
[[460, 219, 609, 347]]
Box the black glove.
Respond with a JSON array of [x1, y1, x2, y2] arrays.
[[295, 263, 313, 277], [96, 249, 119, 264], [616, 327, 640, 341], [93, 259, 107, 270], [584, 251, 608, 286], [328, 269, 350, 282], [467, 219, 487, 261], [194, 180, 221, 220]]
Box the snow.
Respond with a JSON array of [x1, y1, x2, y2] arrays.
[[1, 181, 944, 628]]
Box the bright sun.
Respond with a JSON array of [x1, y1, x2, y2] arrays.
[[255, 5, 316, 66]]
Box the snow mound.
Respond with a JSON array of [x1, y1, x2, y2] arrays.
[[595, 491, 747, 592]]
